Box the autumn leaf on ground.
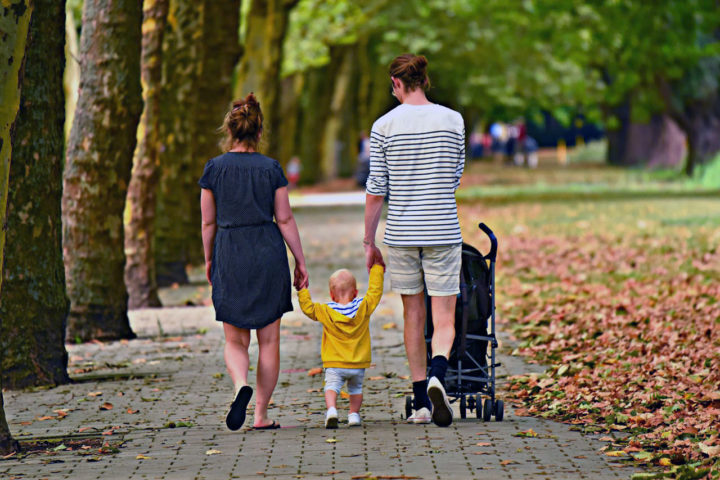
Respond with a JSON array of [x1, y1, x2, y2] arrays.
[[326, 438, 337, 443], [307, 367, 323, 376], [36, 416, 54, 421], [513, 429, 538, 437], [87, 391, 102, 397], [476, 442, 492, 447], [605, 451, 626, 457], [99, 402, 113, 410], [340, 391, 350, 399], [500, 459, 518, 465], [126, 408, 139, 414], [698, 443, 720, 457], [136, 454, 151, 460], [205, 449, 222, 455]]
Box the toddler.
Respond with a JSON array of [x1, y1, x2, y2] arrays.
[[297, 263, 384, 428]]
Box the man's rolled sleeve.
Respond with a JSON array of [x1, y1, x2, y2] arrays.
[[366, 130, 388, 196]]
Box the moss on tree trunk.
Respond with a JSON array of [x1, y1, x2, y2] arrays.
[[0, 0, 33, 455], [124, 0, 169, 309], [155, 0, 240, 286], [62, 0, 143, 342], [1, 0, 70, 389]]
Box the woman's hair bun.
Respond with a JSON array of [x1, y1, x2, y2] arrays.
[[221, 92, 264, 151]]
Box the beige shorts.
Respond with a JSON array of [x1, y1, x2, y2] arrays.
[[387, 244, 461, 296]]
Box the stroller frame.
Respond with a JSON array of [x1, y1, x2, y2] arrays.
[[405, 223, 503, 421]]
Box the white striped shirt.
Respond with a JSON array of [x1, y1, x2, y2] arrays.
[[366, 103, 465, 246], [326, 297, 363, 318]]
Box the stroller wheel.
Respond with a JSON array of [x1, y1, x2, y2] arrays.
[[482, 398, 493, 421], [494, 399, 504, 421], [405, 395, 413, 419], [459, 396, 467, 419], [475, 395, 483, 420]]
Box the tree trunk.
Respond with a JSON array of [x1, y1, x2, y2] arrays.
[[680, 97, 720, 176], [277, 73, 302, 169], [155, 0, 240, 286], [1, 0, 70, 389], [321, 45, 357, 180], [297, 65, 333, 183], [235, 0, 299, 162], [0, 0, 33, 456], [64, 5, 79, 139], [124, 0, 169, 309], [62, 0, 143, 342]]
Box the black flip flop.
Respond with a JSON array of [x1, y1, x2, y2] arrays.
[[252, 420, 280, 430], [226, 386, 253, 431]]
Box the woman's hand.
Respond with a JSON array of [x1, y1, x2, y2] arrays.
[[293, 262, 309, 290], [205, 261, 212, 285]]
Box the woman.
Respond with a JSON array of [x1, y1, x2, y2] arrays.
[[199, 93, 308, 430]]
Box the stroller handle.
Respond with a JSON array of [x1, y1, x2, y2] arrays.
[[478, 223, 498, 262]]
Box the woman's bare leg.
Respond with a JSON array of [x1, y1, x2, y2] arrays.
[[223, 323, 251, 395], [253, 318, 281, 427]]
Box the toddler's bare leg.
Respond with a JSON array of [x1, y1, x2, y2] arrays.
[[349, 393, 363, 414], [325, 390, 338, 409]]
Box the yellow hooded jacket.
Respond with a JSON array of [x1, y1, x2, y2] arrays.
[[297, 265, 384, 369]]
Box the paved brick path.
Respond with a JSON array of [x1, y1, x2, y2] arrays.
[[2, 203, 640, 479]]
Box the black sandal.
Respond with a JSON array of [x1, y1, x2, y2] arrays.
[[252, 420, 280, 430], [226, 386, 253, 431]]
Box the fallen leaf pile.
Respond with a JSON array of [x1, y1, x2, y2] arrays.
[[459, 199, 720, 476]]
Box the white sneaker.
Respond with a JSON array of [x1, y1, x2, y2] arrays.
[[325, 408, 338, 429], [407, 407, 432, 424], [427, 377, 453, 427], [348, 412, 362, 427]]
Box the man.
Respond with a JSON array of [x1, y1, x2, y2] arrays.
[[363, 53, 465, 427]]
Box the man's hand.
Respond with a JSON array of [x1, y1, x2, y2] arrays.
[[364, 243, 385, 272]]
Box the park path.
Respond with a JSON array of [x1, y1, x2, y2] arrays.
[[1, 198, 640, 479]]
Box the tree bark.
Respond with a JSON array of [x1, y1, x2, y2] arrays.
[[321, 45, 357, 180], [0, 0, 33, 456], [235, 0, 299, 162], [297, 65, 333, 183], [62, 0, 143, 342], [677, 97, 720, 176], [1, 0, 70, 389], [124, 0, 169, 309], [155, 0, 240, 286]]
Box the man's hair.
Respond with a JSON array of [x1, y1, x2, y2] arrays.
[[389, 53, 430, 91]]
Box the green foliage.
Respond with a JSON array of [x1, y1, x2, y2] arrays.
[[693, 153, 720, 188]]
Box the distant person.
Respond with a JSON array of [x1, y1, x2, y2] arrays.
[[490, 121, 504, 164], [364, 53, 465, 427], [287, 156, 301, 189], [297, 262, 384, 429], [355, 132, 371, 187], [506, 123, 518, 164], [470, 130, 484, 158], [199, 93, 309, 431], [525, 136, 539, 168]]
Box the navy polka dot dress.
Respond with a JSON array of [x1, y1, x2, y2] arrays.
[[198, 152, 293, 329]]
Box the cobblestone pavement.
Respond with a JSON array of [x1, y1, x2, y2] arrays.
[[2, 203, 640, 479]]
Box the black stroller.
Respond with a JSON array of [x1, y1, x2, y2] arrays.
[[405, 223, 503, 421]]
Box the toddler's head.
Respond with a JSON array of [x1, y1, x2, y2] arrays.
[[329, 269, 358, 304]]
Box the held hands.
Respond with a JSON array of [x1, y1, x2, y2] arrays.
[[293, 262, 309, 290], [364, 242, 385, 272]]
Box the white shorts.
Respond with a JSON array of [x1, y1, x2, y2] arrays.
[[324, 367, 365, 395], [387, 244, 461, 296]]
